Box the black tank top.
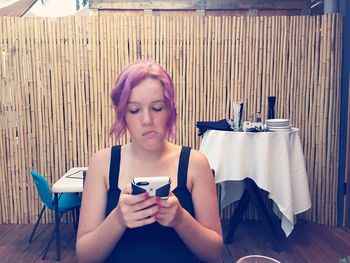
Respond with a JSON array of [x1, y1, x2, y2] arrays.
[[104, 145, 199, 263]]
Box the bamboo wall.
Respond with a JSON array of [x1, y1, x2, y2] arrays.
[[0, 14, 342, 225]]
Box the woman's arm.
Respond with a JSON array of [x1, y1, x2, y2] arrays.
[[76, 149, 126, 262], [76, 148, 160, 263], [156, 150, 223, 262]]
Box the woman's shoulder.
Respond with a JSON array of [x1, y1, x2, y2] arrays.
[[169, 143, 209, 169], [178, 146, 211, 175], [91, 147, 112, 159], [187, 148, 210, 168], [89, 146, 117, 168], [185, 148, 213, 188]]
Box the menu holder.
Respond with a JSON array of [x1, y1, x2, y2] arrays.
[[66, 170, 84, 179]]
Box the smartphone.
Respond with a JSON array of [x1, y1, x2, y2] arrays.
[[131, 176, 171, 198]]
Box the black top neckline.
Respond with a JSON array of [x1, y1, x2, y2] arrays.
[[108, 145, 191, 192]]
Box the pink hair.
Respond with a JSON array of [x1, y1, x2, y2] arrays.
[[110, 60, 177, 140]]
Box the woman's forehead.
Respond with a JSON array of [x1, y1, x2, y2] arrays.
[[129, 78, 164, 101]]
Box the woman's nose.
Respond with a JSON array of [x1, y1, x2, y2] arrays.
[[141, 110, 153, 126]]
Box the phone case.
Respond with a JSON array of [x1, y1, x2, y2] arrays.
[[131, 176, 171, 198]]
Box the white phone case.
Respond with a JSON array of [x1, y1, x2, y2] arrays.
[[131, 176, 171, 198]]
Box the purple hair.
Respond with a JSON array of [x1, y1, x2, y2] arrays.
[[110, 60, 177, 140]]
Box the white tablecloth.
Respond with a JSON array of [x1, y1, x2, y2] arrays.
[[199, 128, 311, 236]]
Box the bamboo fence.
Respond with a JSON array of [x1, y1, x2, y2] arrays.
[[0, 13, 343, 225]]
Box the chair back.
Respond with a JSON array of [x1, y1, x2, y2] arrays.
[[31, 170, 54, 210]]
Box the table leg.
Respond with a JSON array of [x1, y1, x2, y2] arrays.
[[224, 178, 282, 252], [224, 189, 250, 243], [54, 193, 61, 261], [245, 178, 282, 252]]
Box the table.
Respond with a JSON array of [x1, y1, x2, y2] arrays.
[[199, 128, 311, 248], [51, 167, 87, 261]]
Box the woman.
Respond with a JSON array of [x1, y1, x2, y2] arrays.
[[76, 60, 223, 262]]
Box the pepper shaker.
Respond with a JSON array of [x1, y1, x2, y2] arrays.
[[268, 96, 276, 119]]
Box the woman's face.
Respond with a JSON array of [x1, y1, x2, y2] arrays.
[[125, 77, 169, 150]]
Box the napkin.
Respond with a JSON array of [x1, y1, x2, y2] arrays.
[[196, 119, 233, 136], [245, 127, 268, 132]]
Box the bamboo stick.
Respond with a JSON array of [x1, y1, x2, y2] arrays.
[[213, 16, 219, 120], [311, 15, 321, 221], [304, 16, 315, 221], [255, 16, 261, 116], [235, 17, 242, 103], [216, 16, 223, 120], [27, 17, 38, 222], [178, 16, 184, 144], [250, 16, 256, 114], [280, 16, 288, 118], [104, 15, 110, 148], [273, 16, 280, 116], [204, 16, 210, 121], [227, 16, 234, 119], [193, 16, 198, 147], [331, 13, 342, 225], [322, 14, 330, 224], [242, 16, 248, 107], [75, 16, 83, 163], [260, 16, 268, 116], [223, 16, 229, 118], [316, 15, 326, 223], [22, 17, 34, 223], [8, 17, 18, 223], [188, 15, 193, 146], [55, 18, 64, 184]]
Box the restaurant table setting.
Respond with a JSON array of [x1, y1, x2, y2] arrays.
[[196, 98, 312, 249], [198, 127, 311, 235]]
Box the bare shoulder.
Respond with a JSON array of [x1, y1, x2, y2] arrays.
[[87, 147, 112, 183], [188, 149, 211, 171], [90, 147, 111, 163], [187, 149, 213, 183]]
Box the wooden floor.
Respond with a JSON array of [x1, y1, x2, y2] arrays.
[[0, 220, 350, 262]]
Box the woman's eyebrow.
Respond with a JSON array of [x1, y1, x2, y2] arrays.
[[127, 99, 165, 104], [152, 99, 166, 104]]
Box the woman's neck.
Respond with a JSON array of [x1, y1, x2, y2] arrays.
[[128, 140, 171, 161]]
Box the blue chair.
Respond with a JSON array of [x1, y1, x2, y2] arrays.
[[29, 170, 81, 260]]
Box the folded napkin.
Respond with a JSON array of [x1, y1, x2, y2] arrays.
[[196, 119, 233, 136], [245, 127, 270, 132]]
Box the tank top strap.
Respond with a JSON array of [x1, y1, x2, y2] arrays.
[[177, 146, 191, 187], [109, 145, 121, 190]]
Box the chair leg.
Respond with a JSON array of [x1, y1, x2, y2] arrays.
[[76, 207, 80, 226], [28, 205, 46, 243], [72, 209, 77, 230], [42, 213, 64, 260], [70, 208, 80, 230], [42, 226, 56, 260]]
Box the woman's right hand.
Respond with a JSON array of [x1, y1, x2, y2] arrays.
[[115, 184, 161, 228]]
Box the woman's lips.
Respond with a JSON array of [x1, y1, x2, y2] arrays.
[[143, 130, 157, 137]]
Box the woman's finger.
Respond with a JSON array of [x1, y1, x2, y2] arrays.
[[121, 183, 132, 194], [158, 195, 177, 208], [122, 192, 150, 206], [134, 204, 160, 220], [133, 196, 160, 211], [132, 215, 157, 228]]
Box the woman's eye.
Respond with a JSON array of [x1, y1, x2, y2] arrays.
[[152, 107, 163, 112], [129, 109, 139, 114]]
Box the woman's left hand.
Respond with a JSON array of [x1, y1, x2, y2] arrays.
[[155, 192, 184, 228]]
